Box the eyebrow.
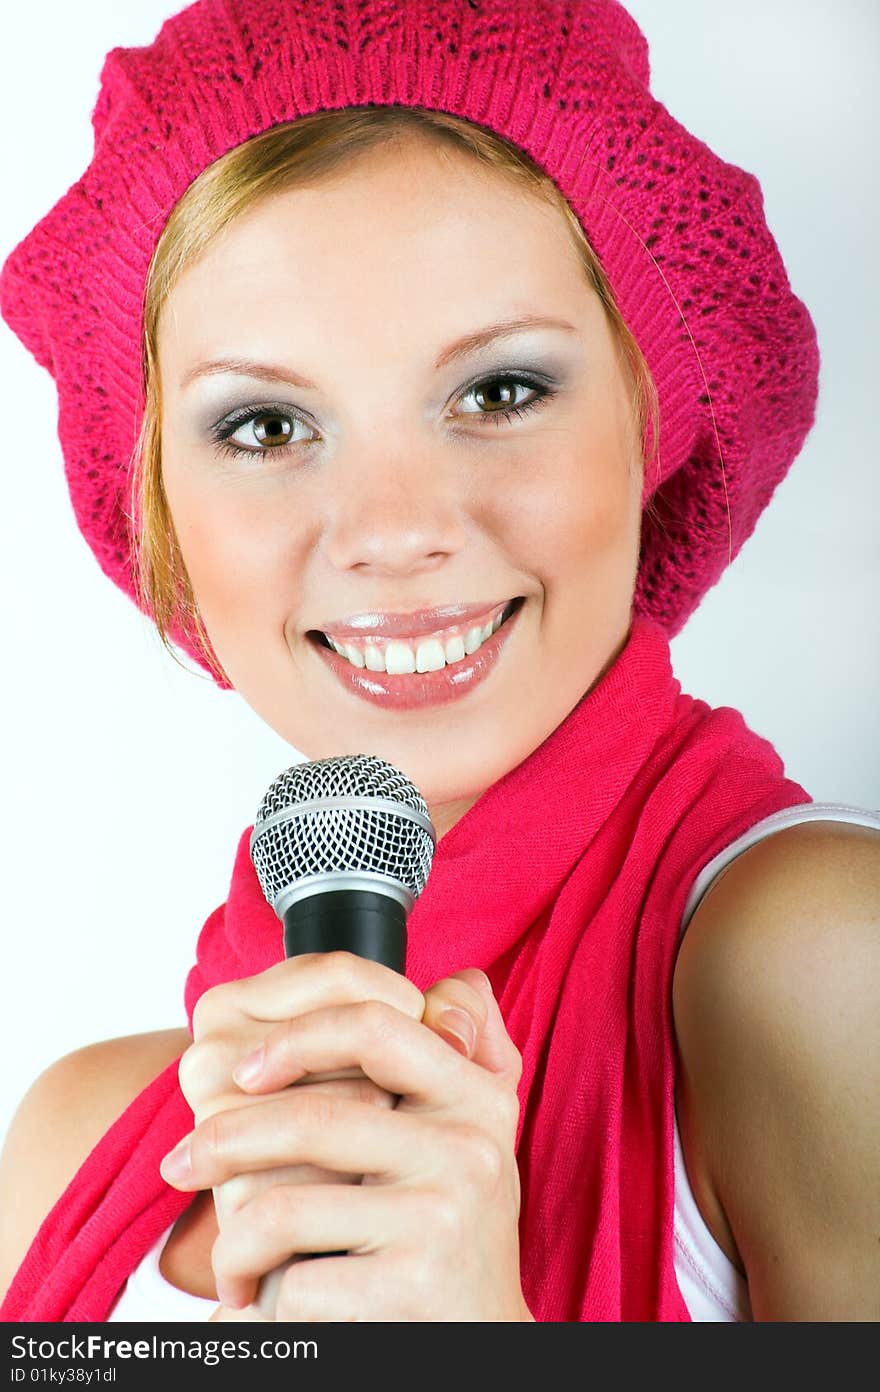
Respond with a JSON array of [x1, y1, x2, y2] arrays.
[[178, 314, 579, 391]]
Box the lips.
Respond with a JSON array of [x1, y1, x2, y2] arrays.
[[307, 596, 525, 711], [313, 598, 517, 642]]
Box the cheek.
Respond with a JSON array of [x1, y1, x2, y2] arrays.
[[163, 472, 308, 629], [497, 427, 640, 580]]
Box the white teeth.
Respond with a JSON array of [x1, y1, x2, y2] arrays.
[[415, 638, 446, 672], [323, 602, 517, 674], [344, 643, 365, 669], [384, 640, 417, 675], [364, 643, 385, 672], [444, 634, 466, 664]]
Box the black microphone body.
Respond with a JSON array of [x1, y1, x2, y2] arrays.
[[282, 888, 407, 972]]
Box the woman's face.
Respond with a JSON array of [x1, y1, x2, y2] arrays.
[[158, 136, 643, 838]]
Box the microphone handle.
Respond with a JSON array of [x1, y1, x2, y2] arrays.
[[282, 888, 407, 974], [252, 889, 408, 1315]]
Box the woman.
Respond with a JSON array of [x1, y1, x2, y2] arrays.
[[0, 0, 877, 1322]]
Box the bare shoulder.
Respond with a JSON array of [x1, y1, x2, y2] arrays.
[[0, 1026, 191, 1303], [673, 818, 880, 1320]]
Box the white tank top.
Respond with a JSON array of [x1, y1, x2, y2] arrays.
[[107, 801, 880, 1323]]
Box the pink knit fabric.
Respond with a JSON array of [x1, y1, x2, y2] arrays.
[[0, 0, 819, 685], [0, 616, 813, 1321]]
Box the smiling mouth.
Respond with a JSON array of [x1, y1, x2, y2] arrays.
[[308, 597, 524, 675]]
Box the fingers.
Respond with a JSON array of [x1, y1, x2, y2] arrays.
[[161, 1092, 436, 1190], [228, 996, 520, 1120], [422, 970, 522, 1087], [181, 950, 424, 1117], [421, 969, 489, 1057], [191, 951, 425, 1035], [180, 1048, 393, 1128], [211, 1184, 409, 1308], [456, 970, 523, 1086], [173, 961, 529, 1322], [183, 956, 519, 1123], [211, 1177, 529, 1320], [161, 1079, 518, 1209]]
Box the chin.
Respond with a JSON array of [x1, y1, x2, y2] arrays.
[[253, 678, 528, 815], [405, 750, 515, 821]]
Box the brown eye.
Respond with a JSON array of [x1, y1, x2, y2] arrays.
[[211, 405, 312, 460], [456, 374, 553, 425], [474, 381, 520, 412], [251, 412, 296, 446]]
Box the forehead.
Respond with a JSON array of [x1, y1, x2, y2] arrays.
[[159, 138, 592, 352]]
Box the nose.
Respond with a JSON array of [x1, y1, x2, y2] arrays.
[[320, 445, 469, 577]]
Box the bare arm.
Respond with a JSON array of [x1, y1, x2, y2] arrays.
[[673, 820, 880, 1320], [0, 1027, 190, 1304]]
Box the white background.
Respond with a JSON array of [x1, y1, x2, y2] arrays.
[[1, 1, 878, 1146]]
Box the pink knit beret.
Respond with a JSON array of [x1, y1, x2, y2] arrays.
[[0, 0, 819, 685]]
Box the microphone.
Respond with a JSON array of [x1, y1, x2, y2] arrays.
[[249, 752, 437, 974], [244, 755, 437, 1315]]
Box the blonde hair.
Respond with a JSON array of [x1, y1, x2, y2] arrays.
[[129, 104, 660, 682]]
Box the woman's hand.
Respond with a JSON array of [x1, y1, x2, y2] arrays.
[[166, 953, 420, 1316], [161, 953, 531, 1321]]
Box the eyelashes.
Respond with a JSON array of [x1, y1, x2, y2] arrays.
[[208, 372, 559, 462]]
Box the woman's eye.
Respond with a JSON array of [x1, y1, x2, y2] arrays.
[[211, 407, 312, 460], [210, 374, 556, 461], [456, 375, 554, 426]]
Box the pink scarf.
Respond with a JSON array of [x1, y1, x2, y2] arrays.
[[1, 616, 811, 1321]]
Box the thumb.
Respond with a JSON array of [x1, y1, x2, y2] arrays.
[[422, 968, 522, 1089]]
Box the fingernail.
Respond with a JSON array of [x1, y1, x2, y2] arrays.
[[439, 1007, 477, 1057], [160, 1138, 192, 1183], [233, 1045, 265, 1088]]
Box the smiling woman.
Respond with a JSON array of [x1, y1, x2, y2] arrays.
[[0, 0, 878, 1330], [143, 115, 653, 832], [133, 104, 658, 720]]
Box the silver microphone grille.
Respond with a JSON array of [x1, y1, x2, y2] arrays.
[[249, 753, 436, 917]]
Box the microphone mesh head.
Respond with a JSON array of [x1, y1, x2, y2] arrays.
[[250, 754, 435, 914]]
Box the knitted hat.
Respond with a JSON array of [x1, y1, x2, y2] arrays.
[[0, 0, 819, 686]]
